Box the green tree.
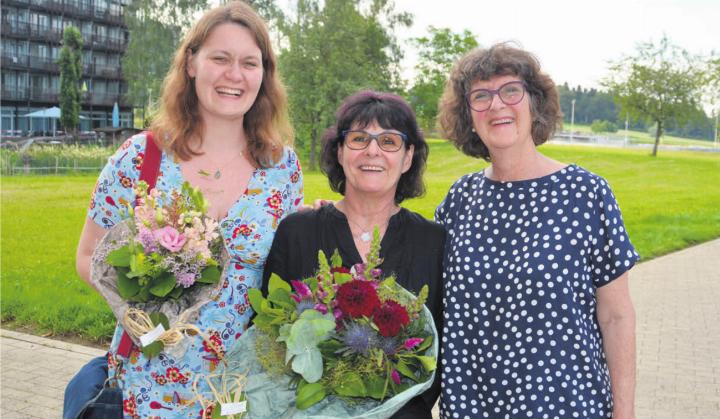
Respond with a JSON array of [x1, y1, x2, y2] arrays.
[[408, 27, 477, 132], [704, 54, 720, 143], [273, 0, 412, 169], [604, 36, 704, 156], [58, 26, 83, 135], [122, 0, 208, 121]]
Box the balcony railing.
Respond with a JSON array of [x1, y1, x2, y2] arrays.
[[1, 22, 64, 43], [1, 87, 133, 107]]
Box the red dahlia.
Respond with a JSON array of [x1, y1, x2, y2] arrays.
[[372, 300, 410, 337], [336, 279, 380, 318]]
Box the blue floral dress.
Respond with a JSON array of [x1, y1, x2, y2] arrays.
[[88, 133, 304, 418]]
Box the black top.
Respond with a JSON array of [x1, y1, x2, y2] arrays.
[[262, 204, 446, 419]]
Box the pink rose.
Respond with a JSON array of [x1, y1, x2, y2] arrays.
[[152, 226, 186, 252]]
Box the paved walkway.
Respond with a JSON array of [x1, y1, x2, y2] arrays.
[[2, 239, 719, 418]]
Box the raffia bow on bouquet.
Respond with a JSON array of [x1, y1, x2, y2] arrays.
[[90, 181, 226, 358], [204, 229, 438, 418]]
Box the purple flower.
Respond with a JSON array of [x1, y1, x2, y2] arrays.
[[176, 271, 196, 288], [137, 227, 158, 253], [370, 268, 383, 278], [340, 322, 376, 356], [403, 338, 424, 350], [313, 303, 328, 315], [291, 280, 312, 299], [391, 369, 401, 385]]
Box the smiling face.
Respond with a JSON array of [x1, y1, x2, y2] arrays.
[[469, 75, 534, 156], [187, 23, 264, 125], [337, 120, 414, 200]]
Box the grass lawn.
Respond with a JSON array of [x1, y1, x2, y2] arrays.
[[567, 122, 718, 148], [2, 142, 719, 343]]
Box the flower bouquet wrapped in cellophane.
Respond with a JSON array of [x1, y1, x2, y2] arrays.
[[91, 181, 227, 359], [208, 229, 438, 418]]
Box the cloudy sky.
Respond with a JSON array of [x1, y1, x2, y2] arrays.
[[394, 0, 718, 89]]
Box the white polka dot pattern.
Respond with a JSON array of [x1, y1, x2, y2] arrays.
[[434, 165, 639, 419]]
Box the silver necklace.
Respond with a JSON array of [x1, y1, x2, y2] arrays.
[[338, 201, 395, 243], [197, 149, 245, 180]]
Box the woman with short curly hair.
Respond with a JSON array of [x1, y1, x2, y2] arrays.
[[435, 43, 638, 418]]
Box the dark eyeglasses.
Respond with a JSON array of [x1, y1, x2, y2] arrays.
[[341, 130, 408, 152], [466, 81, 526, 112]]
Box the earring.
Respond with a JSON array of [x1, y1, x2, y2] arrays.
[[471, 128, 476, 133]]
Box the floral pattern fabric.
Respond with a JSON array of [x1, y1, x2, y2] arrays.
[[88, 133, 303, 418]]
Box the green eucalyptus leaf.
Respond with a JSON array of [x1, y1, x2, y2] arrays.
[[295, 382, 326, 410]]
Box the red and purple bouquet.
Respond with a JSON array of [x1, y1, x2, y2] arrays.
[[247, 231, 436, 413]]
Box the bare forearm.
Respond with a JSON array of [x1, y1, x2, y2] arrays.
[[600, 310, 636, 418]]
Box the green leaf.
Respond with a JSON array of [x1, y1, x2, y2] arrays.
[[196, 266, 220, 284], [268, 273, 291, 294], [116, 268, 140, 299], [395, 359, 419, 382], [268, 288, 295, 310], [168, 286, 183, 299], [415, 355, 437, 372], [285, 311, 335, 383], [365, 374, 389, 399], [333, 272, 352, 285], [149, 273, 176, 297], [141, 341, 164, 358], [134, 286, 151, 303], [334, 372, 366, 397], [210, 403, 221, 419], [106, 246, 132, 267], [149, 312, 170, 330], [295, 382, 326, 410], [415, 335, 433, 353], [248, 288, 266, 313]]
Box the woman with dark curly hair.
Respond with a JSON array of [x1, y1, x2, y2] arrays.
[[435, 43, 638, 418], [263, 90, 445, 418]]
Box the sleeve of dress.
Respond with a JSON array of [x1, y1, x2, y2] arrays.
[[86, 133, 146, 229], [281, 147, 304, 217], [590, 178, 640, 287]]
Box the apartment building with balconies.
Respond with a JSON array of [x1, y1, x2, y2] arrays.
[[1, 0, 134, 135]]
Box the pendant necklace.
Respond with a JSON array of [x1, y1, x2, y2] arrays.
[[197, 148, 245, 180], [339, 201, 395, 243]]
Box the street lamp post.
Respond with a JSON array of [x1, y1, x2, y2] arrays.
[[570, 99, 576, 142]]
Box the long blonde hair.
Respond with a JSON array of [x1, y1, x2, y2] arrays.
[[150, 1, 292, 167]]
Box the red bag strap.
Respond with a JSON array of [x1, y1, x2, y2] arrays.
[[118, 131, 162, 358], [139, 131, 162, 191]]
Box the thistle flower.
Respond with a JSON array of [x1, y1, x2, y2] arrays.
[[296, 299, 316, 315], [340, 322, 376, 356], [378, 336, 399, 356]]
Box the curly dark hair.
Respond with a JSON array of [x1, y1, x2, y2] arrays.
[[320, 90, 428, 204], [438, 43, 563, 161]]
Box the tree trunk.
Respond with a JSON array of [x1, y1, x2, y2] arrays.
[[309, 125, 318, 171], [652, 120, 663, 157]]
